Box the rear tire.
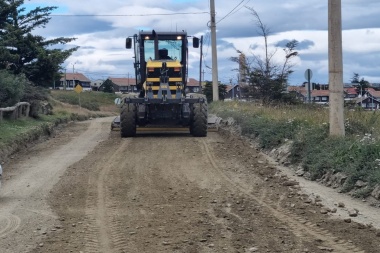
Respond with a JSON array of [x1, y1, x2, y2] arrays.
[[120, 104, 137, 137], [191, 101, 207, 137]]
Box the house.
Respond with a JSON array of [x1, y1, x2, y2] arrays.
[[288, 85, 360, 104], [357, 96, 380, 110], [344, 87, 358, 101], [310, 90, 329, 104], [288, 86, 329, 104], [186, 78, 202, 93], [99, 77, 137, 93], [225, 84, 241, 99], [365, 88, 380, 99], [90, 79, 105, 91], [59, 73, 91, 91], [356, 88, 380, 110]]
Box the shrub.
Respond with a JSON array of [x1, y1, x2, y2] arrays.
[[0, 70, 28, 107], [210, 101, 380, 198]]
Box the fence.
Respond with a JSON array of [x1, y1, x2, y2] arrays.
[[0, 102, 30, 122]]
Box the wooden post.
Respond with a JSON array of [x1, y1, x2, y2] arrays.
[[26, 104, 30, 117], [0, 102, 30, 121]]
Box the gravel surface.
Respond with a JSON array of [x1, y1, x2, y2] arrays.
[[1, 118, 380, 253]]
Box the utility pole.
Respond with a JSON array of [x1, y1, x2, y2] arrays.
[[328, 0, 345, 136], [64, 68, 67, 90], [210, 0, 219, 101], [230, 79, 234, 100], [199, 35, 203, 93], [72, 63, 76, 89]]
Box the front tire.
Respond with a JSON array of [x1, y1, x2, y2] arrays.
[[190, 101, 207, 137], [120, 104, 137, 137]]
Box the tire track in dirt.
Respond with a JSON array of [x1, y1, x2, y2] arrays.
[[83, 139, 131, 253], [0, 214, 20, 238], [202, 139, 366, 253]]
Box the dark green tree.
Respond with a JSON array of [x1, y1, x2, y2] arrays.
[[219, 84, 227, 100], [351, 73, 370, 96], [0, 69, 28, 107], [0, 0, 78, 87], [202, 81, 227, 103], [203, 81, 213, 103], [102, 80, 114, 93]]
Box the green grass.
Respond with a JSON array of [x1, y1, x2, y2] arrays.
[[50, 90, 118, 111], [0, 91, 117, 161], [0, 114, 62, 149], [210, 101, 380, 198]]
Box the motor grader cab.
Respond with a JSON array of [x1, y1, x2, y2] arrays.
[[121, 30, 207, 137]]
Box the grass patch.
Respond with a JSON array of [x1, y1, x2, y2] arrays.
[[0, 115, 63, 150], [210, 101, 380, 198], [0, 90, 118, 162], [50, 90, 118, 111]]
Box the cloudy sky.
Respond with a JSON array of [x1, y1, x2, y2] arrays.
[[25, 0, 380, 85]]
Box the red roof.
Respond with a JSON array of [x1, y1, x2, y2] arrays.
[[60, 73, 90, 82], [366, 88, 380, 98], [311, 90, 329, 97], [297, 89, 329, 97], [187, 78, 200, 87], [108, 77, 136, 86], [344, 87, 358, 95], [288, 86, 306, 92]]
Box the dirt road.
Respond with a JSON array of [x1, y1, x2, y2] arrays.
[[1, 118, 380, 253]]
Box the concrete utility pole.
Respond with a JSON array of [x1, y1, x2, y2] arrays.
[[199, 35, 203, 92], [328, 0, 345, 136], [210, 0, 219, 101]]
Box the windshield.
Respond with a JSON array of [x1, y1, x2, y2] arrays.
[[144, 40, 182, 61]]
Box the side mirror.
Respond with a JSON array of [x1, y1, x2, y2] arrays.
[[126, 38, 132, 49], [193, 37, 199, 48]]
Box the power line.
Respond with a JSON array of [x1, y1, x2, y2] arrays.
[[216, 0, 250, 24], [51, 12, 209, 17]]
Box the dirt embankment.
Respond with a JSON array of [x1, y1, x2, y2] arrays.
[[1, 118, 380, 253]]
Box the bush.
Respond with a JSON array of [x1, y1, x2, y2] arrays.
[[210, 101, 380, 198], [0, 70, 28, 107]]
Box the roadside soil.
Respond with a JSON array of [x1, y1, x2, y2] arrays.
[[1, 118, 380, 253]]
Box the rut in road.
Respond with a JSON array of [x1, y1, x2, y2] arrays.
[[54, 130, 376, 253], [0, 214, 20, 238], [202, 138, 366, 253], [83, 139, 132, 253]]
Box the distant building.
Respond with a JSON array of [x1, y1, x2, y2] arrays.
[[344, 87, 358, 101], [186, 78, 202, 93], [287, 85, 360, 104], [59, 73, 91, 90], [91, 79, 105, 91], [99, 77, 137, 93], [225, 84, 241, 99]]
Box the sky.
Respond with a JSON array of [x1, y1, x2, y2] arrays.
[[23, 0, 380, 85]]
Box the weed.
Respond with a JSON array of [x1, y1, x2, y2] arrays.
[[210, 101, 380, 198]]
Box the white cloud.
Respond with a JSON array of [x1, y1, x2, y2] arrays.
[[24, 0, 380, 85]]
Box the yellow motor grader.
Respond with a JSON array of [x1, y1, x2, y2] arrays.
[[121, 30, 207, 137]]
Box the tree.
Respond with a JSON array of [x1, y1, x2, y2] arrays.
[[202, 81, 227, 103], [230, 6, 299, 103], [351, 73, 370, 96], [203, 81, 213, 103], [0, 0, 78, 87], [0, 69, 28, 107], [102, 79, 115, 93]]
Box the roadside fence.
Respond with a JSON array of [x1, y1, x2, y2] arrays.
[[0, 102, 30, 122]]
